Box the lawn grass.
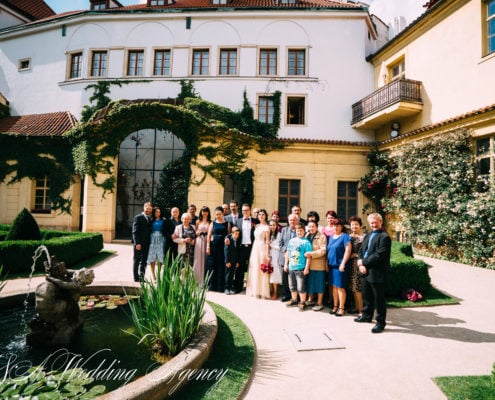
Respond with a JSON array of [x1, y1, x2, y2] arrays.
[[434, 375, 495, 400], [5, 250, 116, 279], [387, 286, 458, 308], [170, 301, 255, 399]]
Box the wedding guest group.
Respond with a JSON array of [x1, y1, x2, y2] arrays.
[[130, 201, 391, 332]]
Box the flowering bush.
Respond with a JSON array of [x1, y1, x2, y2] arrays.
[[359, 129, 495, 268], [358, 148, 396, 218]]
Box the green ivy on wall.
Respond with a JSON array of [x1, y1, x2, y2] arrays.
[[0, 80, 283, 214]]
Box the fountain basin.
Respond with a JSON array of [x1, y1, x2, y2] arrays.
[[0, 282, 218, 399]]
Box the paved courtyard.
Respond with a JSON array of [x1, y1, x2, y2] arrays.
[[3, 243, 495, 399]]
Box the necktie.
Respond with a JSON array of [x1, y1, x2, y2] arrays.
[[364, 231, 378, 258]]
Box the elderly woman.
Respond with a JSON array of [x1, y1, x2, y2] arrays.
[[327, 218, 352, 317], [173, 212, 196, 267], [304, 221, 327, 311]]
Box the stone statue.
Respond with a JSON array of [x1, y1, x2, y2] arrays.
[[27, 255, 95, 346]]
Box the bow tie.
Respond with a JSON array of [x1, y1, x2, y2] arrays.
[[244, 218, 250, 221]]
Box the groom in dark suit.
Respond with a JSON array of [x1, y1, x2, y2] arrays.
[[132, 202, 153, 281], [355, 213, 391, 333], [233, 203, 259, 293]]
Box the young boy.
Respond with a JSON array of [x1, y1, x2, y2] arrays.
[[224, 226, 241, 295], [284, 223, 312, 311]]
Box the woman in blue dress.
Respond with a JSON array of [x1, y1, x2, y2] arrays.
[[206, 206, 230, 292], [147, 207, 166, 282], [327, 218, 352, 317]]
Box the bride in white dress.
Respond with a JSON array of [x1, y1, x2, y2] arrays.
[[246, 209, 271, 299]]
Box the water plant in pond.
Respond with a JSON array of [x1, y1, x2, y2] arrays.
[[0, 366, 106, 399], [126, 255, 208, 361]]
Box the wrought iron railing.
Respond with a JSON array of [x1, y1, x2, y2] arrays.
[[351, 78, 422, 124]]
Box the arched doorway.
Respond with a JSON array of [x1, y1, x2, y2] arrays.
[[115, 128, 185, 238]]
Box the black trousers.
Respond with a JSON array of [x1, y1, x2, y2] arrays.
[[234, 245, 251, 292], [133, 244, 149, 282], [361, 279, 387, 326]]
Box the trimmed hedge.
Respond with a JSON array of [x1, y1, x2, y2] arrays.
[[387, 241, 431, 297], [0, 231, 103, 273]]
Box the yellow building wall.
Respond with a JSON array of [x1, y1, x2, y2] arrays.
[[0, 174, 81, 231], [188, 142, 371, 220]]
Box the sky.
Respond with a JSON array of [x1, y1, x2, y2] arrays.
[[45, 0, 426, 26]]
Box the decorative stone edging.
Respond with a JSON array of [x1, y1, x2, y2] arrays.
[[0, 282, 218, 400]]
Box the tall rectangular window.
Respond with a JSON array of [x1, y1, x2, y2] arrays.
[[69, 52, 83, 79], [390, 58, 405, 80], [153, 49, 171, 76], [259, 49, 277, 75], [486, 0, 495, 54], [288, 49, 305, 76], [219, 49, 237, 75], [258, 96, 274, 124], [278, 179, 301, 220], [475, 136, 495, 192], [192, 49, 209, 75], [337, 181, 358, 222], [287, 96, 305, 125], [90, 50, 107, 77], [33, 176, 51, 213], [127, 50, 144, 76]]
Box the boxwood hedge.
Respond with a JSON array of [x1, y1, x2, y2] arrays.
[[0, 230, 103, 274], [387, 241, 431, 297]]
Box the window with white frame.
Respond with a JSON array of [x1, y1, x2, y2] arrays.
[[259, 49, 277, 75], [90, 50, 107, 77], [191, 49, 209, 75], [219, 49, 237, 75], [485, 0, 495, 55], [288, 49, 306, 76], [68, 52, 83, 79], [475, 135, 495, 192], [258, 96, 274, 124], [33, 176, 51, 213], [127, 50, 144, 76], [153, 49, 171, 76]]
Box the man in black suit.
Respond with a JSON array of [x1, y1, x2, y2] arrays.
[[355, 213, 391, 333], [132, 201, 153, 281], [233, 203, 259, 293], [278, 213, 299, 301]]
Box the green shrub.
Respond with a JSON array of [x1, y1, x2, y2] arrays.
[[5, 208, 41, 241], [387, 241, 432, 297], [0, 232, 103, 273]]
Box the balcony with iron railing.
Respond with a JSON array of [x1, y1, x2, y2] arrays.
[[351, 78, 423, 129]]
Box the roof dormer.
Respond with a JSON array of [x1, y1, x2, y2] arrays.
[[148, 0, 175, 6], [90, 0, 124, 11]]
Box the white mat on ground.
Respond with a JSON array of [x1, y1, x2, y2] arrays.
[[284, 326, 345, 351]]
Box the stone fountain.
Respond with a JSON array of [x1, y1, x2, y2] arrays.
[[27, 254, 95, 346]]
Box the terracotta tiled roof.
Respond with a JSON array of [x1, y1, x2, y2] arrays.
[[121, 0, 363, 10], [0, 112, 77, 136], [1, 0, 55, 20], [381, 103, 495, 145]]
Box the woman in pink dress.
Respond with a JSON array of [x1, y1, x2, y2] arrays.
[[193, 206, 211, 285], [246, 209, 271, 299]]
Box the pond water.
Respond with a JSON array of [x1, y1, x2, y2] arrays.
[[0, 304, 159, 393]]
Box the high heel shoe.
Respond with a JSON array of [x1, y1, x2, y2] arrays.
[[335, 308, 345, 317], [329, 307, 338, 315]]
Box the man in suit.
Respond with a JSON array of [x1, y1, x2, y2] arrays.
[[225, 200, 240, 226], [164, 206, 180, 261], [132, 201, 153, 281], [355, 213, 391, 333], [278, 213, 299, 301], [233, 203, 259, 293], [291, 205, 307, 226]]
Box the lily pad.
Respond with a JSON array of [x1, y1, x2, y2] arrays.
[[106, 304, 118, 310], [94, 302, 107, 308]]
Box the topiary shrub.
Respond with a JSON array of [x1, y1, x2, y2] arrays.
[[387, 241, 432, 297], [5, 208, 41, 241]]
